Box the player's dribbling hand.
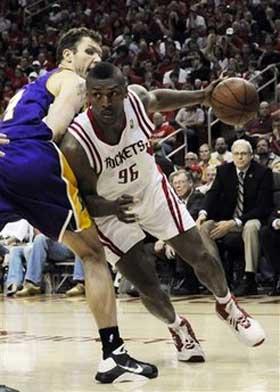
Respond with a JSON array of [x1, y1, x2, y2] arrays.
[[0, 133, 9, 157], [203, 74, 227, 107], [115, 194, 139, 223]]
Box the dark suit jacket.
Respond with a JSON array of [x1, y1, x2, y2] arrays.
[[203, 160, 273, 224], [185, 190, 205, 220]]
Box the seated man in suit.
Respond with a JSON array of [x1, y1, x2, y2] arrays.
[[260, 172, 280, 295], [260, 208, 280, 295], [169, 169, 205, 294], [197, 140, 273, 296]]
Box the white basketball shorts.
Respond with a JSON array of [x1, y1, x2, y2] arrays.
[[95, 175, 196, 265]]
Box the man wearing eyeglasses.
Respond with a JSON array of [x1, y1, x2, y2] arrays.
[[197, 140, 273, 296]]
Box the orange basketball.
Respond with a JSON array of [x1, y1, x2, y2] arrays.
[[210, 77, 259, 126]]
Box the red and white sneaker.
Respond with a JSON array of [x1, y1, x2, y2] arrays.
[[216, 296, 266, 347], [168, 316, 206, 362]]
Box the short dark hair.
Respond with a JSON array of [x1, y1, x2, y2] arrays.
[[86, 61, 125, 87], [56, 27, 101, 63]]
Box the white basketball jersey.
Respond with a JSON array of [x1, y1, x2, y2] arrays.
[[68, 88, 163, 201]]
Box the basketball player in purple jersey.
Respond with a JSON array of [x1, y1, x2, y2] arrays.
[[0, 29, 158, 384], [60, 62, 266, 379]]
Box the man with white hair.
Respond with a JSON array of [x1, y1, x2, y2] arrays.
[[197, 140, 273, 295]]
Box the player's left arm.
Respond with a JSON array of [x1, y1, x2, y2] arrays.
[[129, 80, 220, 113], [60, 133, 138, 222]]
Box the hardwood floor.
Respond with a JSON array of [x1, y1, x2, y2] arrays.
[[0, 294, 279, 392]]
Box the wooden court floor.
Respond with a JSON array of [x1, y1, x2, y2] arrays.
[[0, 294, 279, 392]]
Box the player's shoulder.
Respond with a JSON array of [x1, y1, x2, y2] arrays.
[[128, 84, 149, 100], [47, 69, 85, 96], [128, 84, 151, 110], [73, 109, 90, 125]]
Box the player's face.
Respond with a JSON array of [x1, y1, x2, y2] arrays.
[[88, 79, 126, 125], [232, 145, 252, 170], [72, 37, 102, 78]]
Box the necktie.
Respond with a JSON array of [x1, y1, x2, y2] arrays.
[[234, 171, 244, 218]]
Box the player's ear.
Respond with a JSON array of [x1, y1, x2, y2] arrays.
[[63, 48, 73, 63]]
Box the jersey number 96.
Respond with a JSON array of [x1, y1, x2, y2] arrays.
[[118, 164, 139, 184]]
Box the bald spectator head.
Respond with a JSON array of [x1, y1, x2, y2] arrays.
[[259, 101, 270, 118]]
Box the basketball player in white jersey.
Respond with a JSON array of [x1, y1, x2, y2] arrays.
[[0, 30, 157, 385], [60, 62, 266, 380]]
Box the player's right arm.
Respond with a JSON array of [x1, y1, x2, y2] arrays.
[[130, 79, 223, 113], [60, 133, 138, 223], [44, 71, 86, 141]]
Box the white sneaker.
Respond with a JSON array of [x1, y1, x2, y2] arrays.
[[95, 344, 158, 383], [168, 316, 206, 362], [216, 296, 266, 347]]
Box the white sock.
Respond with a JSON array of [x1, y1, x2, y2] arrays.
[[215, 290, 232, 304], [167, 314, 181, 329]]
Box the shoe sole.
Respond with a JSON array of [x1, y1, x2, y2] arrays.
[[95, 369, 158, 384], [253, 338, 265, 347], [178, 354, 205, 363]]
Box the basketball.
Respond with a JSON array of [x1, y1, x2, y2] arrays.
[[210, 77, 259, 126]]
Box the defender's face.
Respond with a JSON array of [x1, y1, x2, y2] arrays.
[[232, 145, 252, 170], [88, 79, 126, 125], [72, 37, 102, 78]]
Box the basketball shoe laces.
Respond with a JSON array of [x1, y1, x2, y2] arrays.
[[226, 300, 251, 331], [169, 318, 198, 351]]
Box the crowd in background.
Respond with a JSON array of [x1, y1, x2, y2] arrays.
[[1, 0, 280, 298]]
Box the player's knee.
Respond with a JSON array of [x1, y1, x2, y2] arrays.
[[139, 283, 164, 301], [79, 242, 105, 264], [191, 247, 211, 267]]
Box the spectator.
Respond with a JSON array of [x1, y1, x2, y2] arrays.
[[0, 219, 33, 246], [184, 151, 198, 170], [169, 169, 205, 295], [211, 137, 233, 164], [65, 258, 85, 297], [2, 220, 34, 296], [186, 6, 206, 31], [245, 101, 273, 146], [271, 160, 280, 173], [5, 243, 33, 296], [16, 234, 81, 297], [151, 112, 176, 157], [175, 105, 205, 152], [197, 140, 273, 295], [260, 186, 280, 296], [254, 138, 280, 169], [162, 60, 188, 88], [198, 143, 219, 183], [197, 165, 217, 194], [269, 116, 280, 156]]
